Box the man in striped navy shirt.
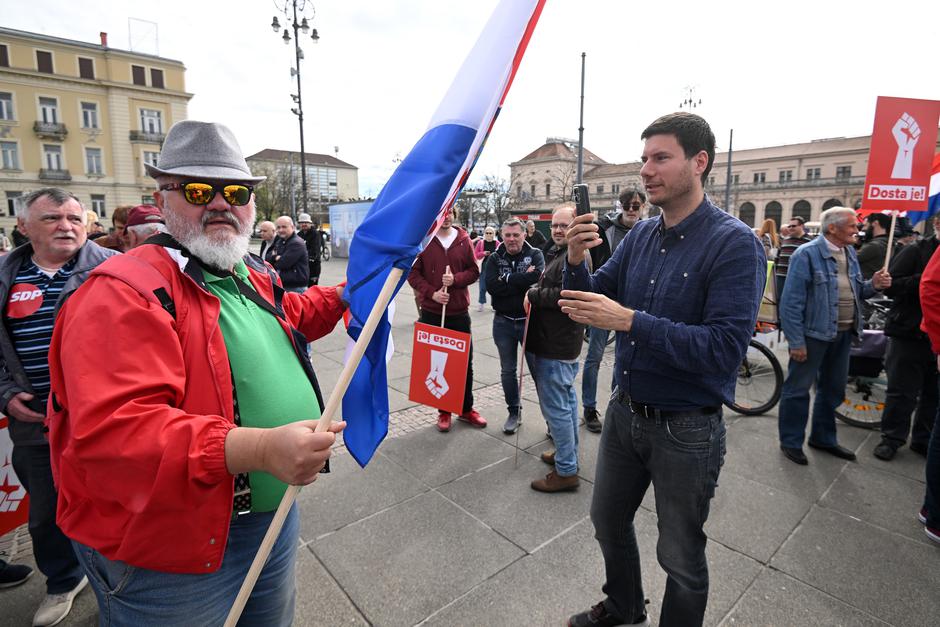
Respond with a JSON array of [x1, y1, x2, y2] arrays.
[[0, 188, 116, 626]]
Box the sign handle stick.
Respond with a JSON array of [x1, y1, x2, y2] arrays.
[[440, 265, 451, 326], [515, 307, 532, 469], [882, 210, 898, 271], [225, 267, 404, 627]]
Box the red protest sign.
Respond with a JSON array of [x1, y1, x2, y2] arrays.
[[1, 416, 29, 536], [861, 96, 940, 215], [409, 322, 471, 415]]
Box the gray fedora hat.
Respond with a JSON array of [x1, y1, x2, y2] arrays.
[[144, 120, 266, 183]]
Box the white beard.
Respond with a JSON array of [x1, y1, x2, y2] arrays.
[[164, 205, 255, 270]]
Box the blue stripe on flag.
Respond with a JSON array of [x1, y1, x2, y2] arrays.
[[342, 123, 477, 467]]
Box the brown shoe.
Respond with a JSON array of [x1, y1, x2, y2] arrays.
[[531, 470, 579, 493], [540, 450, 555, 465], [437, 411, 452, 432]]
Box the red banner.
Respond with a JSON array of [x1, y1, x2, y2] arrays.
[[860, 96, 940, 215], [1, 416, 29, 536], [408, 322, 471, 415]]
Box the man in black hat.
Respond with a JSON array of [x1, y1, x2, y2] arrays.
[[47, 120, 346, 625]]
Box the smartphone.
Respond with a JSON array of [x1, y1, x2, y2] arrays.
[[573, 184, 591, 216]]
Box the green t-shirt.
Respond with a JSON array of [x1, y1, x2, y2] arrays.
[[203, 261, 321, 512]]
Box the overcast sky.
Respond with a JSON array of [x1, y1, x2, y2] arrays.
[[5, 0, 939, 196]]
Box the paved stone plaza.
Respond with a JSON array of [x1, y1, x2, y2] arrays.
[[3, 256, 939, 626]]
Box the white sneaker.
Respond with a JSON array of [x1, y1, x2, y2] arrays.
[[33, 575, 88, 627]]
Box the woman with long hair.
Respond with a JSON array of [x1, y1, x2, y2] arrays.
[[757, 218, 780, 260]]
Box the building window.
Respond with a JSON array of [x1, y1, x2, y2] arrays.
[[1, 141, 18, 170], [545, 183, 551, 197], [778, 170, 792, 183], [140, 108, 162, 134], [836, 165, 852, 180], [141, 195, 155, 205], [806, 167, 821, 180], [91, 194, 106, 217], [36, 50, 53, 73], [530, 184, 536, 198], [78, 57, 95, 79], [143, 150, 160, 174], [611, 183, 620, 194], [753, 172, 766, 184], [85, 147, 103, 175], [596, 184, 605, 195], [151, 68, 165, 88], [516, 184, 522, 197], [732, 174, 740, 184], [0, 92, 13, 120], [6, 191, 22, 217], [0, 45, 9, 67], [132, 65, 146, 85], [81, 102, 99, 129], [39, 97, 58, 124], [43, 144, 63, 170]]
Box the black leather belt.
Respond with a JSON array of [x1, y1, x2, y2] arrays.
[[618, 392, 718, 420]]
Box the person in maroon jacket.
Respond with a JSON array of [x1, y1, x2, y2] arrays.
[[407, 208, 485, 432]]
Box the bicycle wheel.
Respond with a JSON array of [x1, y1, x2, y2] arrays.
[[728, 339, 783, 416], [835, 375, 885, 429]]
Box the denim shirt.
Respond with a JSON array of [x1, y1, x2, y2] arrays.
[[564, 196, 766, 410], [779, 234, 876, 349]]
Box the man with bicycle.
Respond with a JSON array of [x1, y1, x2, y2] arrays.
[[560, 112, 765, 627], [778, 207, 891, 465]]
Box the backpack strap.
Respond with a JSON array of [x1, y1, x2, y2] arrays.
[[92, 255, 176, 319]]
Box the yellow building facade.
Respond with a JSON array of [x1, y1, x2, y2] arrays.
[[0, 27, 190, 231]]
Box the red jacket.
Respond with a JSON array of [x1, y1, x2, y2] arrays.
[[47, 244, 344, 573], [921, 244, 940, 352], [408, 227, 479, 315]]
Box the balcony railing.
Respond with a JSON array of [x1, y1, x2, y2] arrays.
[[706, 176, 866, 193], [33, 121, 68, 140], [129, 130, 166, 143], [39, 168, 72, 181]]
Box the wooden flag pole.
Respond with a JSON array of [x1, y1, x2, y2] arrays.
[[225, 267, 404, 627], [440, 265, 451, 326], [882, 210, 898, 272]]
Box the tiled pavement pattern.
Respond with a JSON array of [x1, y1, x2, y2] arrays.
[[3, 256, 938, 626]]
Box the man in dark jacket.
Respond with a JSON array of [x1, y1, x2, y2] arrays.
[[857, 212, 892, 279], [485, 218, 545, 433], [581, 189, 645, 433], [271, 215, 309, 292], [873, 215, 940, 461], [296, 212, 322, 286], [0, 188, 117, 626], [525, 205, 588, 492], [407, 208, 485, 432], [525, 220, 548, 250]]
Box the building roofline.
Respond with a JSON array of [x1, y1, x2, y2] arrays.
[[0, 26, 186, 66]]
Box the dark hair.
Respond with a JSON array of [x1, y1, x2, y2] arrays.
[[789, 216, 806, 225], [866, 213, 891, 230], [618, 188, 646, 207], [641, 112, 716, 185]]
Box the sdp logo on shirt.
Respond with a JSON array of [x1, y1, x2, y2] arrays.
[[6, 284, 44, 319]]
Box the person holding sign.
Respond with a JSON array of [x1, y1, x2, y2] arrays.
[[407, 208, 484, 432]]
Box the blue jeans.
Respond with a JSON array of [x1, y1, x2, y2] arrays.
[[492, 315, 536, 411], [582, 326, 614, 409], [72, 504, 299, 626], [530, 355, 580, 476], [591, 394, 725, 626], [778, 331, 852, 449], [925, 376, 940, 530], [11, 444, 84, 594]]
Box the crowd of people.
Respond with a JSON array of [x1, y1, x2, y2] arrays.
[[0, 110, 937, 627]]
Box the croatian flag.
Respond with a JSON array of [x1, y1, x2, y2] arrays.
[[341, 0, 546, 467], [909, 152, 940, 225]]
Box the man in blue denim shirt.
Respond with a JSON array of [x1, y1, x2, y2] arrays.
[[560, 113, 765, 627], [778, 207, 891, 465]]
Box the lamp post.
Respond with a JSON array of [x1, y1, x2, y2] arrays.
[[271, 1, 320, 222]]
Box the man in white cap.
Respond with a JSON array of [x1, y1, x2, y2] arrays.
[[46, 120, 347, 625], [296, 212, 322, 286]]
